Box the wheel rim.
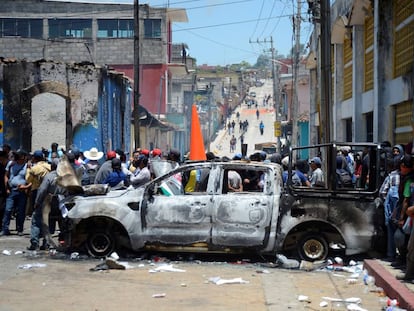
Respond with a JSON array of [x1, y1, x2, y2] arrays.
[[88, 232, 113, 256], [302, 238, 325, 260]]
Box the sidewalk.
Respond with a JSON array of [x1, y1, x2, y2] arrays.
[[364, 259, 414, 310]]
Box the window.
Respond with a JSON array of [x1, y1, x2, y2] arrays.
[[97, 19, 134, 38], [144, 19, 161, 38], [48, 19, 92, 38], [0, 18, 42, 38], [156, 167, 210, 196]]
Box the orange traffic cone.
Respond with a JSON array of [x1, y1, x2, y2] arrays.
[[190, 104, 207, 161]]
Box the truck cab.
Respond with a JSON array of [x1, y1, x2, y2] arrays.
[[277, 142, 387, 261]]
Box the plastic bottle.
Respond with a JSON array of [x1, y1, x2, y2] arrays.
[[276, 254, 300, 269]]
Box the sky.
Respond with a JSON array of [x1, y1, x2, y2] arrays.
[[53, 0, 313, 66]]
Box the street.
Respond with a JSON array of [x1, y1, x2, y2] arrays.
[[0, 220, 391, 311], [210, 80, 281, 158]]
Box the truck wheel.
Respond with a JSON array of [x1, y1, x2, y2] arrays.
[[298, 233, 328, 261], [86, 229, 116, 258]]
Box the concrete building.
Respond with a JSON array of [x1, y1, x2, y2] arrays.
[[307, 0, 414, 146], [0, 0, 190, 152], [0, 59, 133, 154]]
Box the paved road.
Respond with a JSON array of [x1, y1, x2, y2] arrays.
[[210, 80, 277, 159], [0, 220, 390, 311]]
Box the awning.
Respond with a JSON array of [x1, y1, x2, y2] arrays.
[[131, 105, 176, 130], [168, 63, 188, 77], [331, 15, 349, 44], [305, 51, 317, 70], [349, 0, 372, 26], [167, 8, 188, 23]]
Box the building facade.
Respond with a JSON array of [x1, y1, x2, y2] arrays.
[[307, 0, 413, 146], [0, 59, 132, 154], [0, 0, 189, 152]]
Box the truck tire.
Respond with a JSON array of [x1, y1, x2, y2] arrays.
[[298, 233, 329, 261], [86, 229, 116, 258]]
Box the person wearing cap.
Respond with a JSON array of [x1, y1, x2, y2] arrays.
[[25, 150, 51, 218], [82, 147, 104, 185], [130, 155, 151, 188], [94, 150, 117, 184], [1, 150, 28, 236], [309, 156, 325, 188], [151, 148, 162, 160]]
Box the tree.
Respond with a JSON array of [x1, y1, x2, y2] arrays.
[[254, 54, 270, 68]]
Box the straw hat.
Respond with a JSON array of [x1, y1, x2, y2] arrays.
[[84, 147, 104, 161]]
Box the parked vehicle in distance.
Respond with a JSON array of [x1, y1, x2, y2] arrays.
[[60, 143, 386, 261], [249, 91, 256, 97]]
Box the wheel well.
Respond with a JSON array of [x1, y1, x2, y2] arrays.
[[71, 216, 131, 252], [282, 220, 346, 253]]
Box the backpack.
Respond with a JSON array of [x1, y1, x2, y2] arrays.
[[336, 169, 352, 187], [81, 166, 98, 186]]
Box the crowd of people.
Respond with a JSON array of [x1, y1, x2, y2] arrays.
[[0, 143, 183, 251], [1, 136, 414, 280], [379, 142, 414, 283]]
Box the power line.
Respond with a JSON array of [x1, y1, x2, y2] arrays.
[[249, 0, 265, 39]]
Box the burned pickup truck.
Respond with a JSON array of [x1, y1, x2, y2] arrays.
[[60, 142, 386, 260]]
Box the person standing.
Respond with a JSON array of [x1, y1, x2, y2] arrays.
[[1, 150, 28, 236], [309, 157, 325, 188], [130, 155, 151, 188], [0, 150, 9, 232], [396, 155, 414, 280], [25, 150, 51, 215], [82, 147, 104, 185], [259, 121, 264, 135], [94, 150, 117, 184], [379, 155, 401, 261]]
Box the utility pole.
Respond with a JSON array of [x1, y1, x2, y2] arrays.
[[292, 0, 301, 149], [133, 0, 140, 149], [250, 37, 281, 153], [320, 0, 332, 144]]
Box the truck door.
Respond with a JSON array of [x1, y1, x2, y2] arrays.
[[211, 166, 273, 248], [143, 165, 213, 245]]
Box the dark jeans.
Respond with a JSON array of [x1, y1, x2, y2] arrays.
[[386, 222, 397, 258], [30, 205, 43, 246], [2, 189, 27, 233]]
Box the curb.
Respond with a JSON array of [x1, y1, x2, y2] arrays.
[[364, 259, 414, 310]]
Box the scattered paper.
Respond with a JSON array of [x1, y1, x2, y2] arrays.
[[298, 295, 311, 302], [322, 297, 361, 304], [18, 263, 47, 269], [347, 303, 368, 311], [208, 277, 249, 285], [149, 264, 186, 273]]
